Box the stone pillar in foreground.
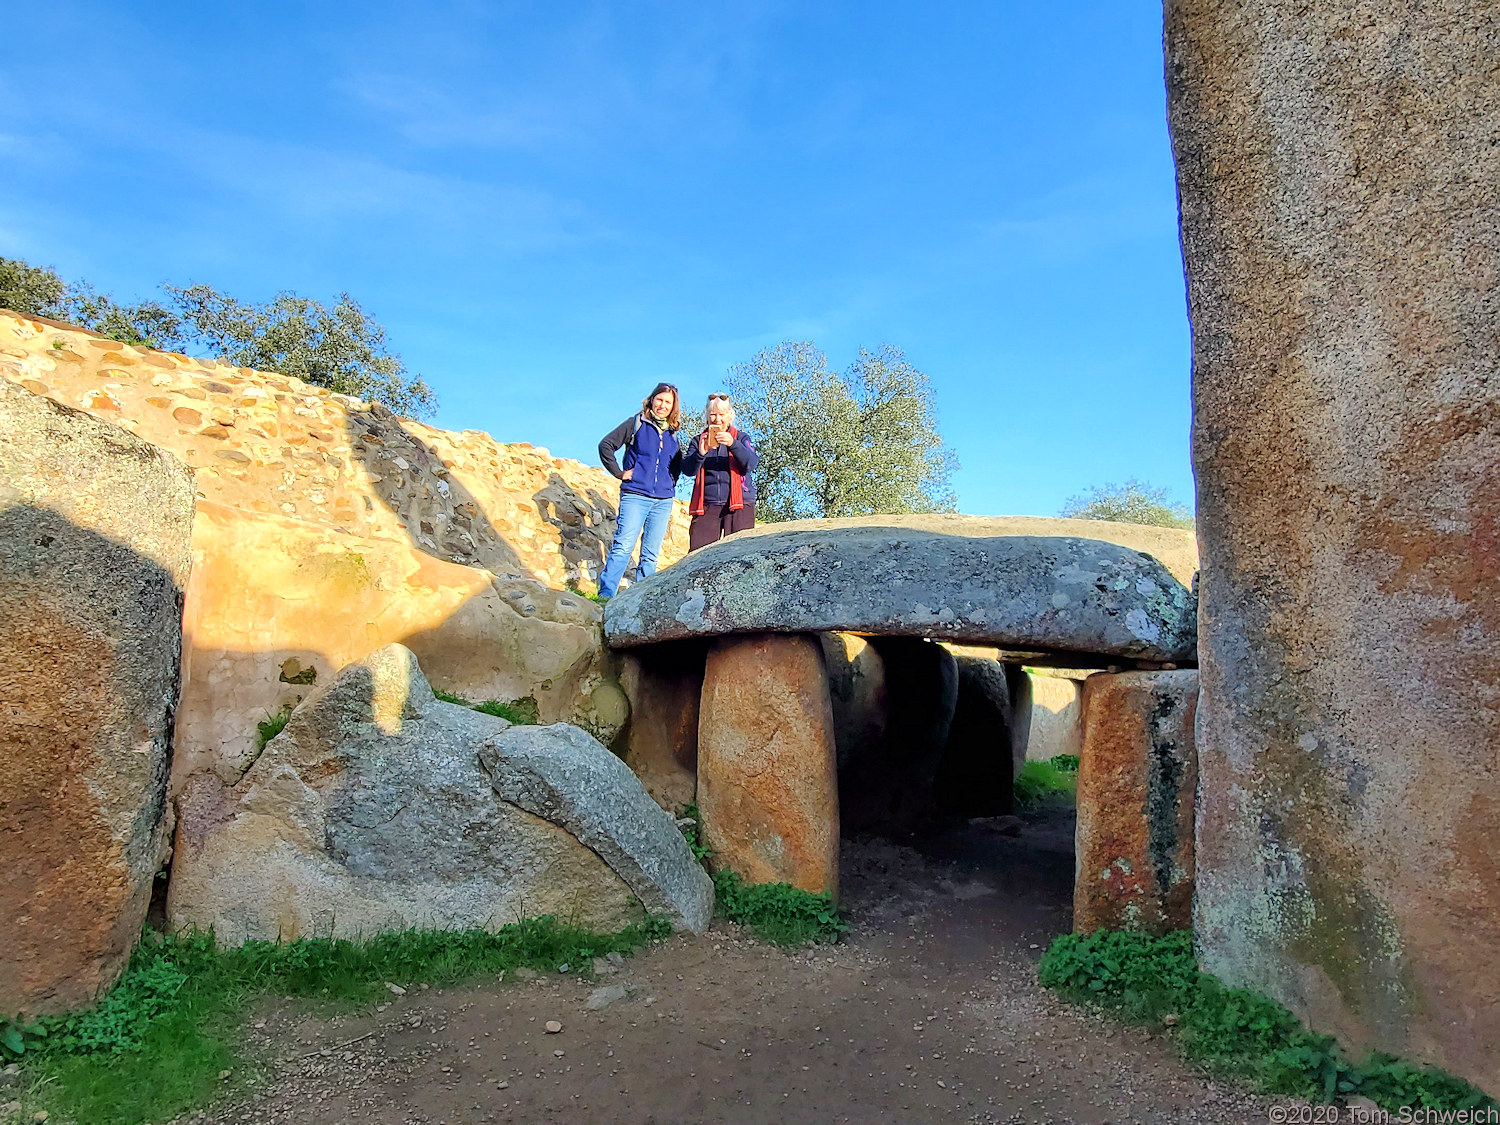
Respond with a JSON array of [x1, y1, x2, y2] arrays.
[[0, 380, 194, 1013], [1168, 0, 1500, 1092], [697, 633, 839, 898], [1073, 670, 1198, 935]]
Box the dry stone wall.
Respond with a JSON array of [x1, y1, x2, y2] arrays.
[[0, 310, 689, 789], [1168, 0, 1500, 1093]]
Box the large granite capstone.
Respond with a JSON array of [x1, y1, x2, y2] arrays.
[[603, 525, 1197, 665]]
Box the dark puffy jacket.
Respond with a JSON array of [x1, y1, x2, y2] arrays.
[[679, 427, 759, 506], [598, 414, 682, 500]]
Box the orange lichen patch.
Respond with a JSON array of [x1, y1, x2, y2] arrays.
[[1074, 670, 1197, 935]]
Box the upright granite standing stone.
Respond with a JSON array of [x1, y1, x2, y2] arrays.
[[854, 638, 958, 831], [818, 633, 888, 773], [697, 634, 840, 899], [1073, 671, 1198, 935], [934, 656, 1020, 819], [0, 381, 194, 1013], [1169, 0, 1500, 1092]]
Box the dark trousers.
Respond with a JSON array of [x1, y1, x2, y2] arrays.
[[689, 502, 756, 550]]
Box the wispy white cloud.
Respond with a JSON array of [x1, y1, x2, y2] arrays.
[[963, 174, 1176, 265]]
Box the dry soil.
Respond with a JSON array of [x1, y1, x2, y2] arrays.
[[184, 809, 1283, 1124]]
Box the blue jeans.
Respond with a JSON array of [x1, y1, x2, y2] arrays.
[[598, 493, 675, 597]]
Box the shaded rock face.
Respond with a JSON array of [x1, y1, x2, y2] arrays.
[[934, 657, 1024, 820], [697, 635, 840, 898], [1169, 0, 1500, 1090], [0, 382, 194, 1014], [840, 638, 958, 834], [617, 642, 707, 814], [604, 526, 1196, 665], [167, 645, 711, 942], [819, 633, 889, 773], [1073, 671, 1197, 936], [0, 311, 685, 797]]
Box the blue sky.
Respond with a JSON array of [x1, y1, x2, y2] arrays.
[[0, 1, 1192, 518]]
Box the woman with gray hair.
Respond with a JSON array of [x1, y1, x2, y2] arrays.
[[679, 392, 759, 550]]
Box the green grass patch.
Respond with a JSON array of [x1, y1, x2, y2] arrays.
[[1014, 756, 1078, 807], [7, 915, 669, 1125], [712, 870, 846, 946], [1039, 929, 1496, 1112], [254, 704, 293, 751], [431, 688, 539, 725], [675, 803, 846, 946]]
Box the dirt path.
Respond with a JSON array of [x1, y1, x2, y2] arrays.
[[189, 812, 1281, 1124]]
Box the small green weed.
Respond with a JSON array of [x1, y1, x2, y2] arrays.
[[1038, 930, 1495, 1112], [1014, 757, 1078, 807], [254, 705, 293, 751], [1049, 753, 1079, 772], [473, 697, 539, 725], [431, 689, 540, 725], [712, 870, 846, 946], [12, 915, 669, 1125], [1, 1015, 48, 1058], [678, 802, 712, 864]]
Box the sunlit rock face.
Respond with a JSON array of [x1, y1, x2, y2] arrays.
[[0, 310, 685, 793], [0, 380, 194, 1013], [1168, 0, 1500, 1094], [697, 634, 840, 899], [167, 645, 713, 942]]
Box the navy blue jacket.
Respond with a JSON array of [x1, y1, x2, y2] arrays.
[[598, 414, 682, 500], [679, 426, 759, 507]]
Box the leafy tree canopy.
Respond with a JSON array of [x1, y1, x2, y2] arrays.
[[1060, 478, 1194, 529], [721, 340, 957, 522], [0, 256, 435, 417]]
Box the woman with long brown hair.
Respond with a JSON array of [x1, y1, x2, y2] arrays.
[[595, 382, 683, 597]]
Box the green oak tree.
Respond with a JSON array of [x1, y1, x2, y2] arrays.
[[0, 256, 434, 417], [724, 340, 957, 521]]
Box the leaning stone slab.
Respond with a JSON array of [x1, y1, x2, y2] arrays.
[[167, 644, 711, 943], [478, 723, 713, 932], [604, 526, 1196, 665], [0, 381, 194, 1014]]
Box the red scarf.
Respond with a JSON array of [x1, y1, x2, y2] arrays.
[[690, 425, 744, 515]]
